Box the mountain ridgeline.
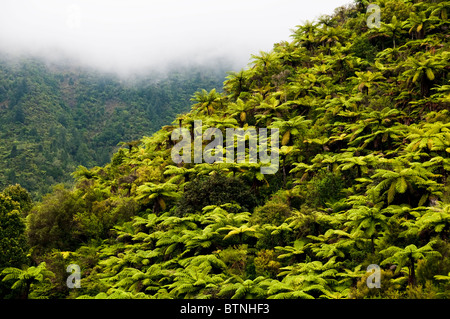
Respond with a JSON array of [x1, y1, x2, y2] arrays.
[[1, 0, 449, 300], [0, 57, 230, 198]]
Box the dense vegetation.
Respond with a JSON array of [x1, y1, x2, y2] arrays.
[[1, 0, 449, 299], [0, 56, 229, 199]]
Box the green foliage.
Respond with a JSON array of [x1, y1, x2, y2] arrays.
[[2, 184, 33, 216], [218, 245, 248, 276], [308, 171, 346, 207], [254, 249, 281, 277], [26, 183, 139, 254], [0, 186, 32, 298], [0, 192, 28, 270], [1, 262, 54, 299], [350, 36, 377, 62], [175, 174, 258, 216], [2, 0, 450, 299], [251, 200, 291, 226], [380, 240, 442, 286], [27, 185, 85, 252], [0, 58, 229, 199]]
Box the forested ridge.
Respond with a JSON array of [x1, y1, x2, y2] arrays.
[[1, 0, 449, 300], [0, 56, 229, 199]]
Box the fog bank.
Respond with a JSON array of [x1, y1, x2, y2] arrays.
[[0, 0, 352, 74]]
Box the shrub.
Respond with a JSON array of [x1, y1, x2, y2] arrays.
[[251, 201, 291, 226], [254, 249, 281, 278], [2, 184, 33, 216], [306, 172, 345, 207], [27, 185, 85, 253], [175, 174, 258, 216], [219, 245, 248, 276], [0, 194, 28, 269]]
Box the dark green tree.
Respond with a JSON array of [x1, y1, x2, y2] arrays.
[[0, 194, 28, 270]]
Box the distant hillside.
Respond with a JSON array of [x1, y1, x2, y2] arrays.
[[0, 56, 230, 198]]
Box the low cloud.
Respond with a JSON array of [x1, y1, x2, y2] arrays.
[[0, 0, 352, 74]]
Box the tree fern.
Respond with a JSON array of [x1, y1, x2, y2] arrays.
[[380, 240, 442, 286]]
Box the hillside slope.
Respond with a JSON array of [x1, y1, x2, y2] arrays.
[[1, 0, 449, 299], [0, 57, 229, 198]]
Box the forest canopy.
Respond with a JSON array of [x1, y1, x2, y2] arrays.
[[0, 58, 229, 199], [0, 0, 449, 300]]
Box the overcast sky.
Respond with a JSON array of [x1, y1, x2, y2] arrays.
[[0, 0, 353, 74]]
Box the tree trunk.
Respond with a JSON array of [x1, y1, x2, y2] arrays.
[[153, 200, 160, 215], [421, 76, 430, 97], [21, 282, 31, 299], [371, 235, 375, 254], [409, 257, 416, 287]]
